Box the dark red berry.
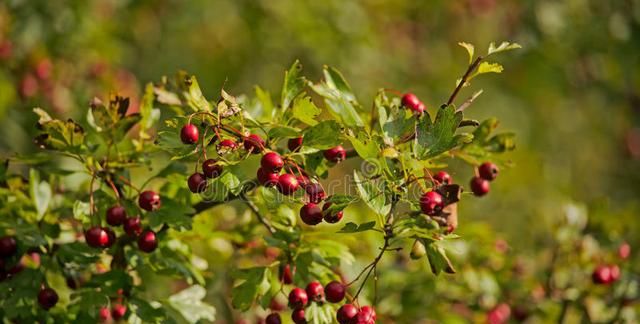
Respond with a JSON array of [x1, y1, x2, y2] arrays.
[[324, 146, 346, 163], [323, 203, 344, 224], [433, 171, 452, 185], [202, 159, 223, 178], [265, 313, 281, 324], [401, 93, 420, 110], [279, 264, 294, 284], [415, 101, 426, 113], [38, 287, 59, 310], [618, 242, 631, 260], [123, 217, 142, 236], [261, 152, 284, 173], [106, 206, 127, 226], [99, 307, 111, 322], [217, 139, 238, 153], [103, 227, 116, 248], [288, 137, 303, 152], [269, 298, 286, 312], [243, 134, 265, 153], [420, 191, 444, 216], [478, 162, 499, 181], [356, 305, 376, 324], [325, 281, 345, 303], [180, 124, 199, 144], [609, 264, 621, 282], [288, 288, 308, 309], [111, 303, 127, 320], [291, 308, 306, 324], [305, 281, 324, 302], [305, 183, 326, 203], [592, 265, 612, 284], [487, 303, 511, 324], [300, 203, 323, 226], [138, 191, 161, 211], [470, 176, 490, 196], [257, 168, 279, 187], [277, 174, 299, 195], [188, 173, 208, 193], [296, 174, 310, 187], [337, 304, 358, 324], [0, 236, 17, 258], [85, 227, 109, 248], [137, 230, 158, 253]]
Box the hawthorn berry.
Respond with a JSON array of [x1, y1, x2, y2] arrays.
[[265, 313, 281, 324], [470, 176, 490, 196], [401, 93, 421, 111], [592, 265, 612, 284], [138, 191, 161, 211], [187, 172, 208, 193], [305, 183, 326, 203], [296, 174, 310, 187], [618, 242, 631, 260], [325, 281, 345, 303], [217, 139, 238, 153], [433, 171, 452, 185], [420, 191, 444, 216], [305, 281, 324, 302], [137, 230, 158, 253], [269, 298, 286, 312], [415, 101, 426, 114], [106, 205, 127, 226], [38, 287, 59, 310], [324, 146, 346, 163], [300, 203, 323, 226], [257, 167, 279, 187], [288, 137, 303, 152], [111, 303, 127, 320], [243, 134, 265, 153], [609, 264, 621, 282], [478, 162, 499, 181], [85, 227, 109, 248], [288, 287, 308, 309], [180, 124, 199, 144], [103, 227, 116, 248], [123, 217, 142, 236], [261, 152, 284, 173], [323, 203, 344, 223], [487, 303, 511, 324], [202, 159, 223, 178], [356, 305, 376, 324], [337, 304, 358, 324], [279, 264, 294, 284], [0, 236, 17, 258], [99, 307, 111, 322], [291, 308, 306, 324], [277, 173, 299, 195]]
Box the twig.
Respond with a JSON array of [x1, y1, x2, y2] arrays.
[[456, 90, 484, 112], [239, 191, 276, 234], [445, 56, 483, 107]]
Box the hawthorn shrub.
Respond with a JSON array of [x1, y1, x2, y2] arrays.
[[0, 42, 527, 322]]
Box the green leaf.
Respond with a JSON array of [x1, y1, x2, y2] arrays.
[[309, 66, 364, 128], [73, 200, 91, 225], [487, 41, 522, 55], [231, 267, 270, 311], [414, 105, 467, 159], [33, 108, 86, 151], [268, 126, 300, 139], [218, 171, 242, 195], [425, 240, 456, 275], [167, 285, 216, 323], [57, 242, 101, 265], [472, 118, 499, 143], [0, 160, 7, 183], [281, 60, 306, 111], [302, 120, 343, 149], [458, 42, 475, 64], [486, 132, 516, 152], [337, 221, 376, 233], [129, 297, 170, 323], [323, 194, 358, 215], [346, 131, 378, 160], [148, 198, 194, 230], [29, 169, 51, 220], [254, 86, 274, 119], [178, 73, 211, 112], [469, 62, 503, 80], [292, 97, 321, 126], [353, 171, 389, 216]]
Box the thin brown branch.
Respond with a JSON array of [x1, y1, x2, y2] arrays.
[[445, 56, 483, 107]]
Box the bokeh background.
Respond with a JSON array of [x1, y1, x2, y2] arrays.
[[1, 0, 639, 322]]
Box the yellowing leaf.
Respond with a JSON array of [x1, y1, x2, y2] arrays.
[[487, 41, 522, 55], [458, 42, 475, 64]]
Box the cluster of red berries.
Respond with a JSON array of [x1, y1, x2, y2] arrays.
[[84, 190, 161, 254], [181, 123, 226, 193], [401, 92, 427, 114], [592, 264, 621, 285], [470, 162, 499, 196], [98, 289, 127, 322]]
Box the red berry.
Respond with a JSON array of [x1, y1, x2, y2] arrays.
[[269, 298, 286, 312], [619, 242, 631, 260], [38, 288, 59, 310], [243, 134, 265, 153], [415, 101, 426, 113], [323, 203, 344, 223], [592, 265, 612, 284], [300, 203, 323, 226], [277, 174, 299, 195], [609, 264, 621, 282], [261, 152, 284, 173], [478, 162, 499, 181], [217, 139, 238, 153], [433, 171, 452, 185], [487, 303, 511, 324], [0, 236, 17, 258], [401, 93, 421, 111], [288, 288, 308, 309], [305, 281, 324, 302], [85, 227, 109, 248], [337, 304, 358, 324], [202, 159, 223, 178], [324, 146, 346, 163], [470, 176, 490, 196], [420, 191, 444, 216], [325, 281, 345, 303], [291, 308, 306, 324], [288, 137, 303, 152], [356, 306, 376, 324], [111, 303, 127, 320], [138, 191, 161, 211], [305, 183, 326, 203], [187, 173, 208, 193], [137, 230, 158, 253], [106, 206, 127, 226], [279, 264, 294, 284], [103, 227, 116, 248], [180, 124, 199, 144], [35, 59, 52, 80], [296, 174, 310, 187], [257, 168, 279, 187], [123, 217, 142, 236], [265, 313, 281, 324], [99, 307, 111, 322]]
